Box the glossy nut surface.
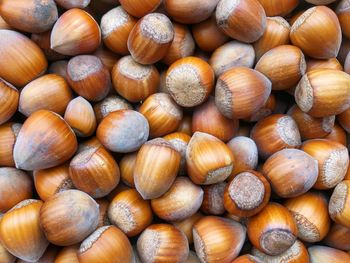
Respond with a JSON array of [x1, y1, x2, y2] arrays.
[[164, 0, 219, 24], [287, 104, 335, 140], [39, 190, 99, 246], [64, 96, 97, 137], [78, 226, 133, 263], [215, 67, 272, 120], [137, 224, 189, 263], [69, 146, 120, 198], [0, 123, 21, 167], [192, 16, 228, 53], [139, 93, 183, 137], [108, 189, 153, 237], [255, 45, 306, 91], [94, 95, 133, 123], [324, 223, 350, 251], [251, 114, 301, 159], [0, 168, 33, 213], [284, 191, 331, 242], [54, 245, 79, 263], [262, 149, 318, 198], [163, 132, 191, 175], [67, 55, 111, 102], [33, 164, 73, 201], [19, 74, 73, 117], [295, 69, 350, 117], [308, 246, 350, 263], [151, 177, 204, 221], [101, 6, 137, 55], [119, 152, 137, 187], [97, 109, 149, 153], [120, 0, 161, 18], [127, 13, 174, 65], [210, 41, 255, 77], [253, 16, 290, 61], [0, 0, 58, 33], [227, 136, 258, 178], [51, 8, 101, 56], [247, 202, 298, 256], [307, 58, 343, 72], [290, 6, 342, 59], [13, 110, 77, 171], [112, 55, 159, 103], [0, 30, 47, 87], [186, 132, 235, 185], [55, 0, 91, 9], [193, 216, 246, 263], [134, 138, 181, 199], [216, 0, 267, 43], [0, 200, 49, 262], [257, 0, 298, 16], [162, 23, 196, 66], [192, 97, 239, 142], [0, 78, 19, 125], [301, 139, 349, 189]]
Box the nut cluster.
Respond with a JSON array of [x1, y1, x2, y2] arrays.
[[1, 0, 350, 262]]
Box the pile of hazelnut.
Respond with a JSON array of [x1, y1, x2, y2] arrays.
[[0, 0, 350, 262]]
